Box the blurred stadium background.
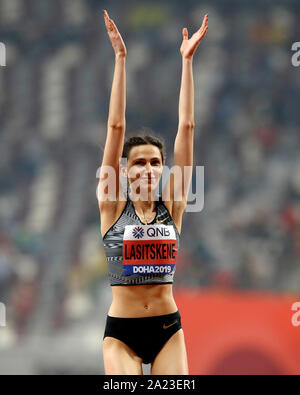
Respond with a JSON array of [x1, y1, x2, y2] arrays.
[[0, 0, 300, 374]]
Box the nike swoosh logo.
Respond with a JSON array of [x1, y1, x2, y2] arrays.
[[163, 320, 178, 329], [156, 217, 168, 224]]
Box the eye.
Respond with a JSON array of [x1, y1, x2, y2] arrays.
[[151, 160, 161, 165]]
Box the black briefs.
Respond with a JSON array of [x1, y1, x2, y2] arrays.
[[103, 310, 182, 364]]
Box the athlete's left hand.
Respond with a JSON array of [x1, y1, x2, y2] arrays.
[[180, 14, 208, 60]]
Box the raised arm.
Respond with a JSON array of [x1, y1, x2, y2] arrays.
[[163, 14, 208, 216], [98, 10, 127, 211]]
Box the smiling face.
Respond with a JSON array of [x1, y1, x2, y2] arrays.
[[125, 144, 163, 194]]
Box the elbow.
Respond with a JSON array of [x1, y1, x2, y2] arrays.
[[179, 121, 195, 129], [187, 121, 195, 129], [107, 122, 126, 130]]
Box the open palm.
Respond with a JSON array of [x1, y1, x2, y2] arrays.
[[180, 14, 208, 59], [103, 9, 127, 57]]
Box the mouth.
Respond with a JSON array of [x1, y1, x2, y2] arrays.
[[140, 177, 156, 183]]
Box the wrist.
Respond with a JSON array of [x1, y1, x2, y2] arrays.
[[182, 56, 193, 62], [115, 53, 126, 60]]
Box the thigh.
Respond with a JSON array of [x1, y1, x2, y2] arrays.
[[150, 329, 189, 375], [102, 336, 144, 375]]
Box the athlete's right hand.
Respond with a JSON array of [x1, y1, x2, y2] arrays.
[[103, 10, 127, 58]]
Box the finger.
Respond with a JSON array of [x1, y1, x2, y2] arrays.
[[196, 28, 207, 41], [105, 21, 114, 33], [197, 21, 208, 38], [104, 17, 114, 32], [103, 12, 110, 27], [103, 9, 110, 23], [109, 19, 118, 33], [182, 27, 188, 40], [200, 24, 208, 34], [198, 14, 208, 33], [103, 10, 113, 28]]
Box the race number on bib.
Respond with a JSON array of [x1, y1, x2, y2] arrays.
[[123, 224, 177, 275]]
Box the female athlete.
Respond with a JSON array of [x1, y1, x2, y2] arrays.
[[98, 9, 208, 375]]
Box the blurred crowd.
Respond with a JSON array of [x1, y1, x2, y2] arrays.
[[0, 0, 300, 371]]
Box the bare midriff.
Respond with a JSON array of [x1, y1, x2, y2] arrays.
[[108, 283, 178, 318]]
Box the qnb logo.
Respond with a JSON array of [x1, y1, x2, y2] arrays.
[[291, 42, 300, 67], [0, 302, 6, 327], [291, 302, 300, 327], [0, 42, 6, 67], [147, 227, 170, 237], [132, 227, 144, 239]]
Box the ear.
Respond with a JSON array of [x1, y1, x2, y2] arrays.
[[120, 164, 127, 178]]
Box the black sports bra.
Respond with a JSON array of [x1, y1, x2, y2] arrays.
[[101, 194, 180, 286]]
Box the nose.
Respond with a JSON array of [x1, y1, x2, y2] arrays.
[[145, 162, 153, 174]]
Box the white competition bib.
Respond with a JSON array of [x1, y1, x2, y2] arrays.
[[123, 224, 177, 276]]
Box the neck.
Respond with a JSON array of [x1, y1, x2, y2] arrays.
[[128, 189, 158, 212], [133, 199, 155, 212]]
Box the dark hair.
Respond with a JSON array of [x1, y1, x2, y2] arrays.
[[122, 128, 166, 164]]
